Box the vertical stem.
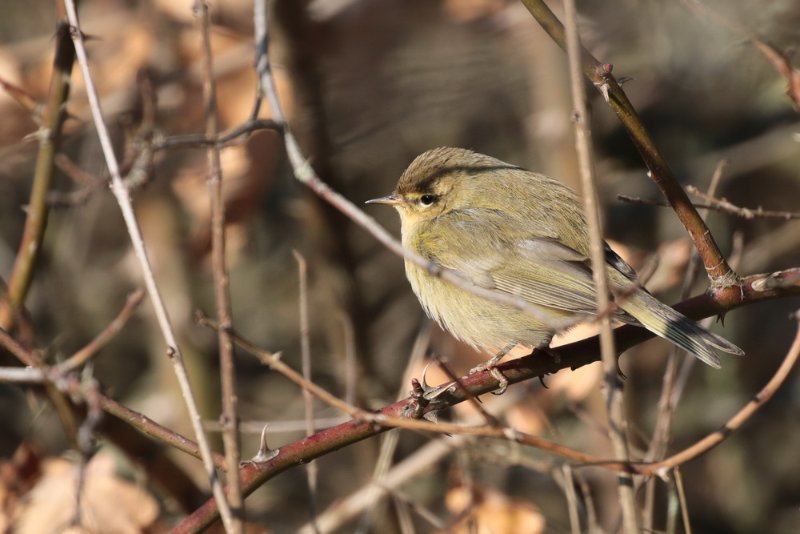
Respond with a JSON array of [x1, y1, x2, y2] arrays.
[[643, 161, 726, 530], [519, 0, 735, 286], [562, 1, 638, 532], [61, 1, 234, 530], [196, 1, 243, 531], [0, 18, 74, 329], [293, 250, 319, 530]]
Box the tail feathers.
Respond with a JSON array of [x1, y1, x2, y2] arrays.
[[621, 291, 744, 368]]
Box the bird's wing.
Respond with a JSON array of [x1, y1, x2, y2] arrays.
[[419, 209, 616, 315]]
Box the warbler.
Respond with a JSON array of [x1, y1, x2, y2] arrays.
[[367, 147, 743, 377]]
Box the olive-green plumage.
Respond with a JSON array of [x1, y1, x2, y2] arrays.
[[369, 147, 743, 368]]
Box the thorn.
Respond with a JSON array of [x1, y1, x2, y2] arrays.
[[249, 425, 279, 463], [538, 375, 549, 389], [419, 364, 458, 401], [598, 83, 610, 102], [420, 363, 433, 392]]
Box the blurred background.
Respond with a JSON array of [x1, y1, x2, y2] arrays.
[[1, 0, 799, 532]]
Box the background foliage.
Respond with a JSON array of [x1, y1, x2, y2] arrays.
[[1, 0, 799, 532]]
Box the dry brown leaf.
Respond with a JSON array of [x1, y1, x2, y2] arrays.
[[13, 454, 158, 534], [443, 486, 545, 534]]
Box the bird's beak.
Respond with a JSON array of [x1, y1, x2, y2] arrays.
[[365, 194, 403, 206]]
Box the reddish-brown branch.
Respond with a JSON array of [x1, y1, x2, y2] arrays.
[[519, 0, 737, 287], [174, 268, 800, 531]]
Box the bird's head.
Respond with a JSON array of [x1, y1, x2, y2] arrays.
[[366, 147, 517, 227]]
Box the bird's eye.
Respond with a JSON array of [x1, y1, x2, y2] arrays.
[[420, 194, 437, 206]]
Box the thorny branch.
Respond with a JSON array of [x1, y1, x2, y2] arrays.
[[175, 268, 800, 531], [519, 0, 739, 289]]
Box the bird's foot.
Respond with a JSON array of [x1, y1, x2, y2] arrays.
[[469, 360, 509, 395]]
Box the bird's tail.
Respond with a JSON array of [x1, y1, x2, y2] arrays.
[[620, 290, 744, 368]]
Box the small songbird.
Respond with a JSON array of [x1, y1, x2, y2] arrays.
[[367, 147, 743, 381]]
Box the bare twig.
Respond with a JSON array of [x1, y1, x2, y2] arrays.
[[338, 311, 358, 406], [681, 0, 800, 110], [687, 185, 800, 220], [354, 323, 431, 530], [195, 1, 243, 530], [643, 159, 726, 529], [634, 311, 800, 476], [0, 366, 45, 383], [98, 393, 227, 469], [0, 327, 227, 470], [562, 464, 582, 534], [61, 1, 234, 530], [197, 314, 362, 418], [293, 250, 320, 530], [619, 194, 800, 220], [673, 467, 692, 534], [0, 19, 75, 330], [519, 0, 737, 288], [354, 325, 431, 533], [563, 0, 637, 531], [304, 436, 471, 534], [152, 118, 281, 151], [0, 76, 42, 119], [58, 289, 145, 373], [307, 383, 526, 534]]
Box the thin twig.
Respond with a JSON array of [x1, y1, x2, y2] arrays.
[[686, 185, 800, 220], [618, 194, 800, 220], [642, 159, 726, 529], [673, 467, 692, 534], [519, 0, 737, 288], [0, 76, 42, 119], [98, 393, 227, 469], [338, 311, 358, 406], [562, 464, 582, 534], [634, 312, 800, 476], [196, 1, 243, 530], [355, 324, 432, 533], [152, 118, 281, 151], [197, 314, 362, 418], [58, 289, 145, 373], [680, 0, 800, 110], [61, 1, 234, 530], [293, 250, 320, 531], [306, 384, 526, 534], [0, 366, 45, 383], [0, 328, 227, 470], [562, 0, 637, 531], [302, 436, 471, 534]]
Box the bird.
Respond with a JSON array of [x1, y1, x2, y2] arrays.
[[367, 147, 743, 386]]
